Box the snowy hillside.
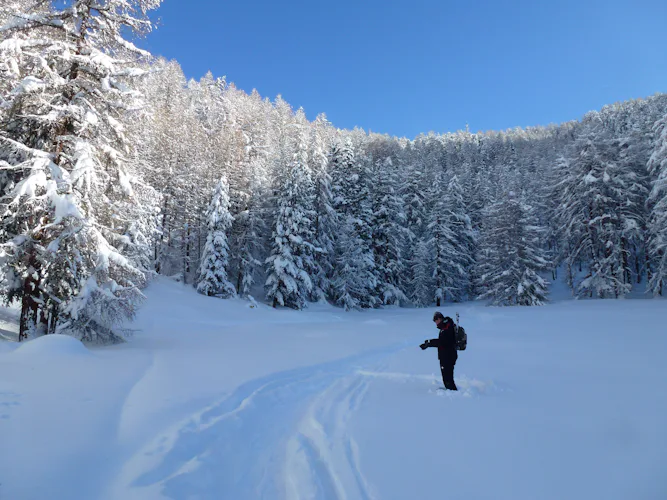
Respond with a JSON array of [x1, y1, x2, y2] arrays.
[[0, 277, 665, 500]]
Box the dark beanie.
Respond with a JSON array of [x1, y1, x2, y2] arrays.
[[433, 311, 445, 321]]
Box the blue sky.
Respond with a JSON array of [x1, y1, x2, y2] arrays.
[[137, 0, 667, 138]]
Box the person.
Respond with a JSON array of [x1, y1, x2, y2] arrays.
[[420, 311, 458, 390]]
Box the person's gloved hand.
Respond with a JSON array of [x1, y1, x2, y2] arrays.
[[420, 342, 428, 350]]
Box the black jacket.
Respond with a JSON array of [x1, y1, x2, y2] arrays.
[[424, 317, 457, 360]]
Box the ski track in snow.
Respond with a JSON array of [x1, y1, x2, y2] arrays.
[[108, 342, 408, 500], [285, 375, 375, 500]]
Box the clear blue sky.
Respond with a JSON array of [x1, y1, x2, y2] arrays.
[[137, 0, 667, 138]]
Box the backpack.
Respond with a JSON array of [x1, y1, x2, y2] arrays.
[[454, 313, 467, 351]]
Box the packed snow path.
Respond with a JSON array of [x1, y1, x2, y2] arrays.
[[111, 344, 406, 500], [1, 277, 666, 500]]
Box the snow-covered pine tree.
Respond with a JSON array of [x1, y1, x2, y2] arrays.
[[228, 91, 271, 298], [0, 0, 162, 342], [232, 154, 268, 298], [329, 139, 378, 310], [107, 154, 162, 276], [350, 135, 381, 308], [119, 63, 166, 275], [408, 236, 435, 306], [400, 142, 427, 243], [399, 143, 428, 304], [135, 59, 204, 281], [477, 191, 549, 306], [455, 132, 488, 299], [197, 175, 236, 298], [555, 117, 631, 298], [616, 126, 651, 286], [457, 131, 486, 234], [647, 113, 667, 295], [548, 154, 577, 289], [371, 156, 407, 305], [443, 175, 475, 301], [309, 113, 336, 302], [181, 76, 226, 285], [265, 109, 318, 309], [218, 80, 255, 274], [426, 171, 472, 305]]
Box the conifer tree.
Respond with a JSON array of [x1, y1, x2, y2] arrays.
[[647, 114, 667, 295], [265, 110, 318, 309], [329, 140, 378, 309], [308, 114, 336, 302], [371, 156, 407, 305], [477, 192, 549, 306], [555, 118, 631, 298], [197, 176, 236, 298], [0, 0, 162, 342]]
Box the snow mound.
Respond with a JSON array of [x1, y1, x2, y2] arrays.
[[0, 341, 18, 354], [12, 334, 92, 358]]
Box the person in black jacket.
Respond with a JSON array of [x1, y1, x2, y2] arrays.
[[420, 311, 458, 390]]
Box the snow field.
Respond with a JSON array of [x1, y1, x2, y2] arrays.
[[0, 278, 666, 499]]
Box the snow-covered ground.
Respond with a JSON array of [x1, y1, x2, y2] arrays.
[[0, 277, 666, 500]]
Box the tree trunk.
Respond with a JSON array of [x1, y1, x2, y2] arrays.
[[19, 250, 40, 341], [48, 305, 58, 335], [19, 296, 34, 342], [155, 194, 169, 273], [184, 221, 191, 284], [634, 242, 642, 284], [197, 209, 203, 273], [621, 236, 630, 286]]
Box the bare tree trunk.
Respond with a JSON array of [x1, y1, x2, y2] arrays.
[[197, 209, 203, 274], [621, 236, 630, 286], [48, 305, 58, 334], [184, 221, 191, 283], [19, 297, 34, 342], [19, 249, 40, 341], [237, 266, 243, 296], [155, 194, 169, 273]]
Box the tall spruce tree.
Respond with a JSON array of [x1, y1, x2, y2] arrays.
[[308, 114, 335, 302], [329, 139, 378, 309], [442, 175, 475, 302], [408, 237, 435, 306], [555, 118, 631, 298], [0, 0, 161, 342], [371, 156, 407, 305], [647, 113, 667, 295], [477, 191, 549, 306], [426, 172, 474, 305], [265, 110, 318, 309], [197, 176, 236, 298]]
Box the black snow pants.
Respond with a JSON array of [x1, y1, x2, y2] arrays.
[[440, 354, 457, 391]]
